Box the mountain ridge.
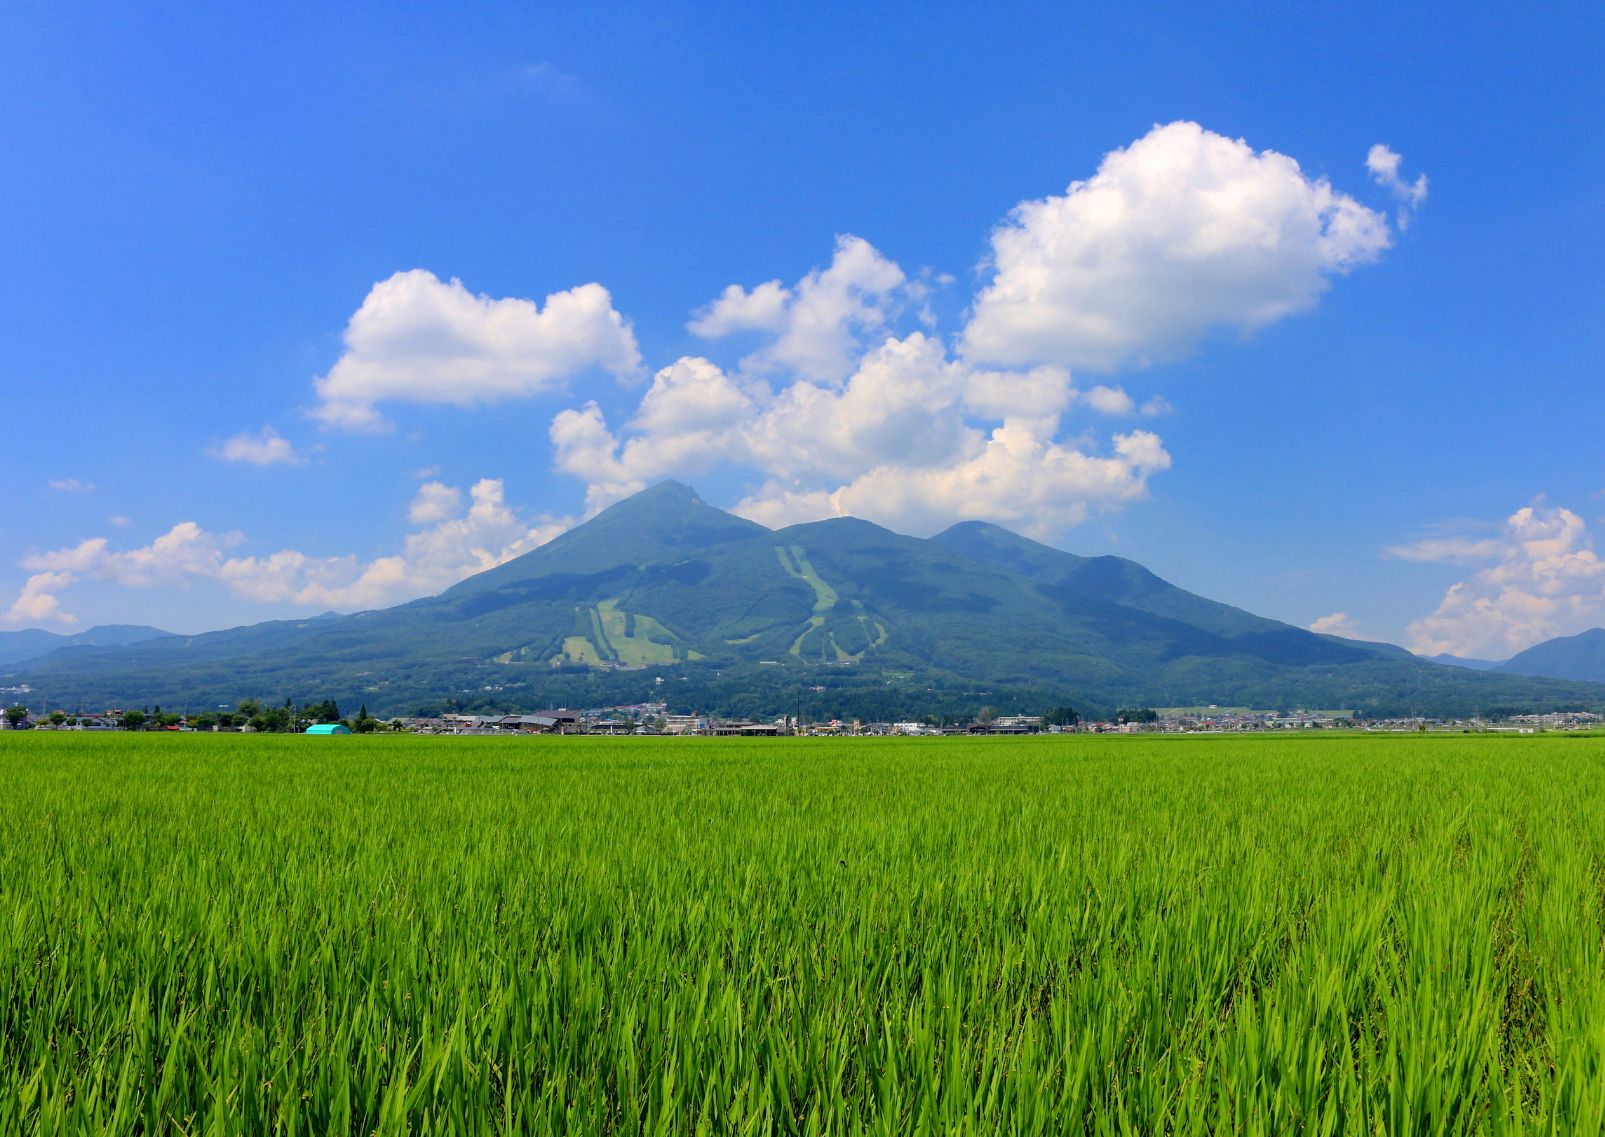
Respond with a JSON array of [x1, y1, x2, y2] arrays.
[[1493, 628, 1605, 683], [0, 624, 172, 668], [11, 483, 1605, 719]]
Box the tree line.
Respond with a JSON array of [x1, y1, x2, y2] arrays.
[[3, 699, 392, 733]]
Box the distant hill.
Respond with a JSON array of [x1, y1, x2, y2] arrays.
[[12, 482, 1605, 719], [1493, 628, 1605, 683], [1419, 652, 1502, 671], [0, 624, 171, 667]]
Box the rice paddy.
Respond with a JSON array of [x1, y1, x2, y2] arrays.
[[2, 732, 1604, 1134]]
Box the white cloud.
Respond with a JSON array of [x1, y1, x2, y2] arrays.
[[741, 334, 974, 483], [735, 421, 1170, 537], [1385, 536, 1507, 563], [1083, 385, 1136, 415], [217, 479, 569, 609], [558, 307, 1171, 536], [688, 235, 907, 383], [686, 280, 791, 337], [962, 121, 1393, 371], [1399, 506, 1605, 658], [47, 478, 94, 493], [4, 572, 77, 626], [1367, 144, 1428, 229], [552, 125, 1406, 540], [1309, 612, 1362, 638], [213, 426, 303, 466], [4, 479, 570, 621], [408, 481, 462, 524], [551, 357, 758, 512], [963, 365, 1074, 420], [108, 515, 131, 527], [311, 270, 641, 430]]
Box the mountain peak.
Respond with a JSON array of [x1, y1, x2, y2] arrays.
[[444, 480, 766, 594], [626, 479, 702, 506]]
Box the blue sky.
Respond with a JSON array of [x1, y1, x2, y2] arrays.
[[3, 3, 1602, 659]]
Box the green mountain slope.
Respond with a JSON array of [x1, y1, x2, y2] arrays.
[[13, 484, 1605, 719], [935, 521, 1288, 638], [1494, 628, 1605, 682]]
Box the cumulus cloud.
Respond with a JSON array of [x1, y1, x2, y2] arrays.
[[961, 121, 1393, 372], [1367, 144, 1428, 229], [1398, 506, 1605, 658], [1083, 385, 1136, 415], [962, 365, 1074, 420], [688, 236, 907, 383], [4, 572, 77, 626], [47, 478, 94, 493], [312, 270, 641, 430], [735, 422, 1170, 537], [1309, 612, 1363, 638], [555, 327, 1171, 536], [3, 478, 570, 622], [687, 280, 790, 338], [552, 356, 759, 512], [213, 426, 303, 466], [408, 481, 463, 524]]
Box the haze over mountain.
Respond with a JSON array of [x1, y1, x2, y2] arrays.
[[1419, 653, 1501, 671], [10, 483, 1604, 720], [0, 624, 170, 668], [1492, 628, 1605, 684]]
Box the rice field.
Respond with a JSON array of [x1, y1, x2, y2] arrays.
[[2, 732, 1604, 1134]]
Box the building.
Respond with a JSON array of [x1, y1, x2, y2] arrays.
[[305, 723, 352, 735]]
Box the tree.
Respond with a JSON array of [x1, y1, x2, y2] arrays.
[[4, 705, 28, 727], [1043, 706, 1081, 727], [48, 711, 68, 727], [353, 703, 379, 733], [1115, 707, 1159, 725], [237, 699, 262, 720], [119, 709, 147, 731]]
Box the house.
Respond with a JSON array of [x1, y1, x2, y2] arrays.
[[305, 723, 352, 735], [530, 711, 580, 734]]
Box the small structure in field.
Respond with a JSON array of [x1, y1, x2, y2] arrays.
[[305, 723, 352, 735]]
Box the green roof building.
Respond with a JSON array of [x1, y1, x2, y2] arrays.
[[304, 723, 352, 735]]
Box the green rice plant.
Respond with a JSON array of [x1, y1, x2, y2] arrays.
[[0, 733, 1603, 1134]]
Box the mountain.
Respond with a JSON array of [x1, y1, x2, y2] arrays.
[[0, 624, 171, 667], [451, 480, 767, 590], [12, 482, 1605, 718], [935, 521, 1290, 639], [1493, 628, 1605, 683], [1420, 652, 1502, 671]]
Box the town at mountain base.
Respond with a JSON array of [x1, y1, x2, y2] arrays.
[[8, 481, 1605, 720]]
